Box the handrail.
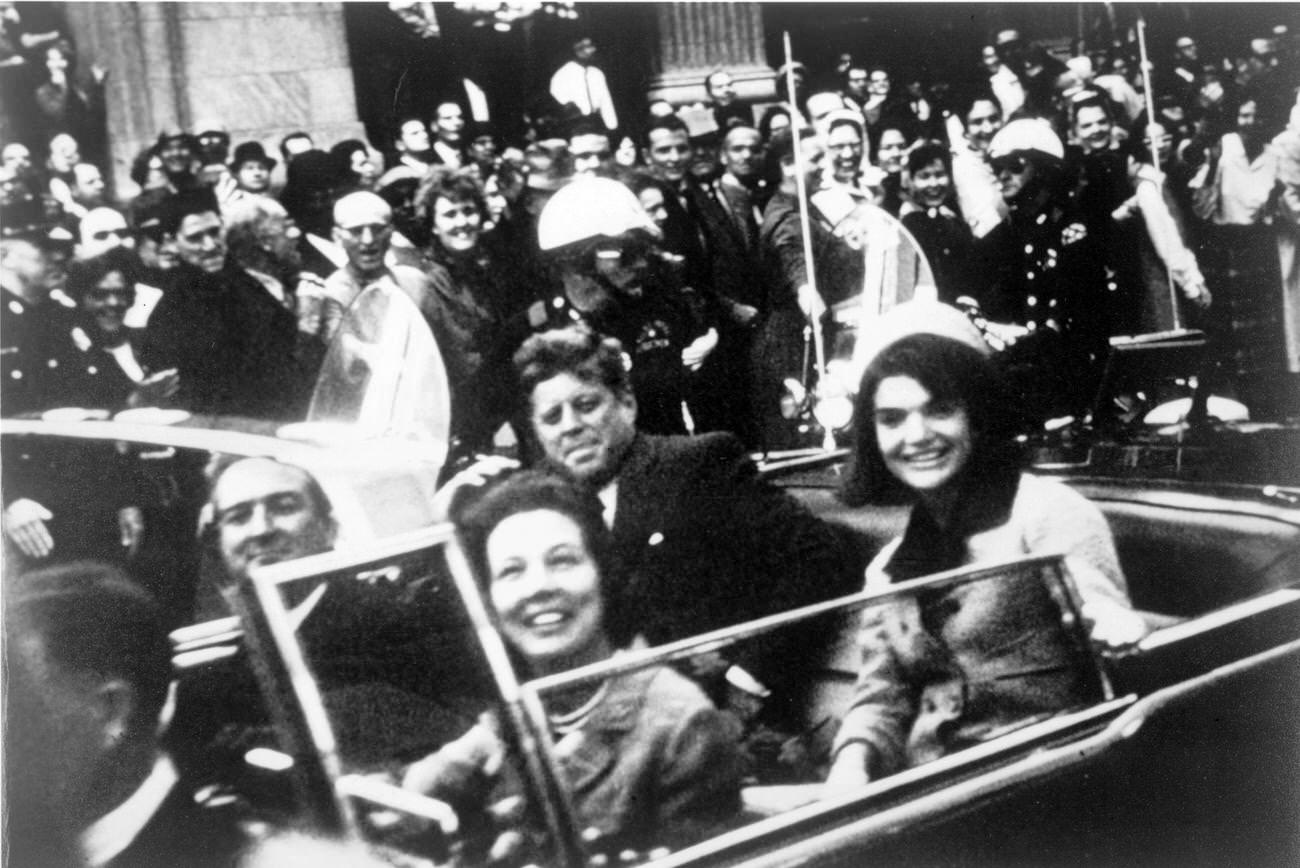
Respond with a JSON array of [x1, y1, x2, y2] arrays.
[[651, 697, 1135, 867], [662, 638, 1300, 867]]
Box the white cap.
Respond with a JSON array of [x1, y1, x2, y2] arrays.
[[1066, 56, 1094, 80], [537, 177, 659, 251], [857, 300, 991, 373], [987, 117, 1065, 161]]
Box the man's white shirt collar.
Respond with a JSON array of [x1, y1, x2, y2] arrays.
[[80, 754, 179, 868]]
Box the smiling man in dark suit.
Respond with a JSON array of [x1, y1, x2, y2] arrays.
[[508, 325, 859, 719]]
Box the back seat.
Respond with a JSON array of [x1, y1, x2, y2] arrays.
[[789, 477, 1300, 619]]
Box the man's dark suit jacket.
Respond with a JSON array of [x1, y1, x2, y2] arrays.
[[607, 432, 858, 698], [141, 263, 300, 419], [102, 780, 251, 868]]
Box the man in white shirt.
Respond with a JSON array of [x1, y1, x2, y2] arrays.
[[549, 35, 618, 134]]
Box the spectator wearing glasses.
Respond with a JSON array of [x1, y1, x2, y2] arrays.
[[322, 189, 436, 345]]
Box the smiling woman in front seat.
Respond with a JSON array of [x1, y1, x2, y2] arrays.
[[403, 470, 742, 855], [825, 302, 1147, 793]]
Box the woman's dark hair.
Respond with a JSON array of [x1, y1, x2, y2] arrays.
[[827, 114, 865, 142], [962, 91, 1003, 121], [905, 140, 952, 176], [872, 119, 917, 164], [758, 105, 792, 141], [128, 146, 159, 188], [66, 246, 138, 301], [451, 469, 627, 646], [329, 139, 370, 185], [1068, 93, 1117, 131], [840, 334, 1023, 507]]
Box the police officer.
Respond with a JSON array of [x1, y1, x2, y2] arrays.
[[973, 118, 1109, 423], [536, 176, 718, 436], [1, 234, 68, 415]]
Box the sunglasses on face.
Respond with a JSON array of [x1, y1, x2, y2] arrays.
[[91, 227, 129, 242], [989, 155, 1029, 174]]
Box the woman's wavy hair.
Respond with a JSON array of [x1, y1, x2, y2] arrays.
[[839, 334, 1023, 507], [414, 167, 487, 240], [450, 468, 629, 647]]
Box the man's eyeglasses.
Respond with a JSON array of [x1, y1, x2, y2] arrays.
[[337, 223, 393, 240], [90, 227, 129, 242]]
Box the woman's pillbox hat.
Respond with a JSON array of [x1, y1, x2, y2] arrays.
[[857, 300, 992, 373]]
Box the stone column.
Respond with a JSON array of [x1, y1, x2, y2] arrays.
[[646, 2, 774, 106], [63, 2, 363, 195]]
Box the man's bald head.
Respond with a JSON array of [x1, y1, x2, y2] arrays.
[[332, 192, 394, 279], [333, 191, 392, 227]]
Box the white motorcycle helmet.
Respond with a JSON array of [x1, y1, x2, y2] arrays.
[[537, 176, 661, 252]]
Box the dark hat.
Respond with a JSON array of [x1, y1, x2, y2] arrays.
[[229, 141, 277, 171], [155, 127, 201, 152], [156, 187, 222, 237]]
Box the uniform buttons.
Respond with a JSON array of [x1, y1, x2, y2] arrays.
[[1049, 298, 1058, 307], [552, 296, 564, 308], [1024, 244, 1034, 254], [1027, 321, 1037, 331], [1027, 296, 1037, 307], [1035, 213, 1048, 225], [1027, 271, 1035, 280], [8, 301, 22, 315], [10, 369, 21, 379], [88, 365, 98, 375]]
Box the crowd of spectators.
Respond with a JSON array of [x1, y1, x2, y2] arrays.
[[4, 7, 1300, 866], [4, 16, 1299, 450]]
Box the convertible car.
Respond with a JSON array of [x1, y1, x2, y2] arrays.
[[44, 435, 1283, 868], [5, 285, 1297, 866]]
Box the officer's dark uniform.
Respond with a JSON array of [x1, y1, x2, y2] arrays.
[[1, 289, 73, 416], [976, 198, 1108, 421]]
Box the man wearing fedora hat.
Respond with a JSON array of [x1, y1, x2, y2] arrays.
[[230, 141, 276, 196]]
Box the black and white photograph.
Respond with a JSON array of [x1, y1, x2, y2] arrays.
[[3, 2, 1298, 866]]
